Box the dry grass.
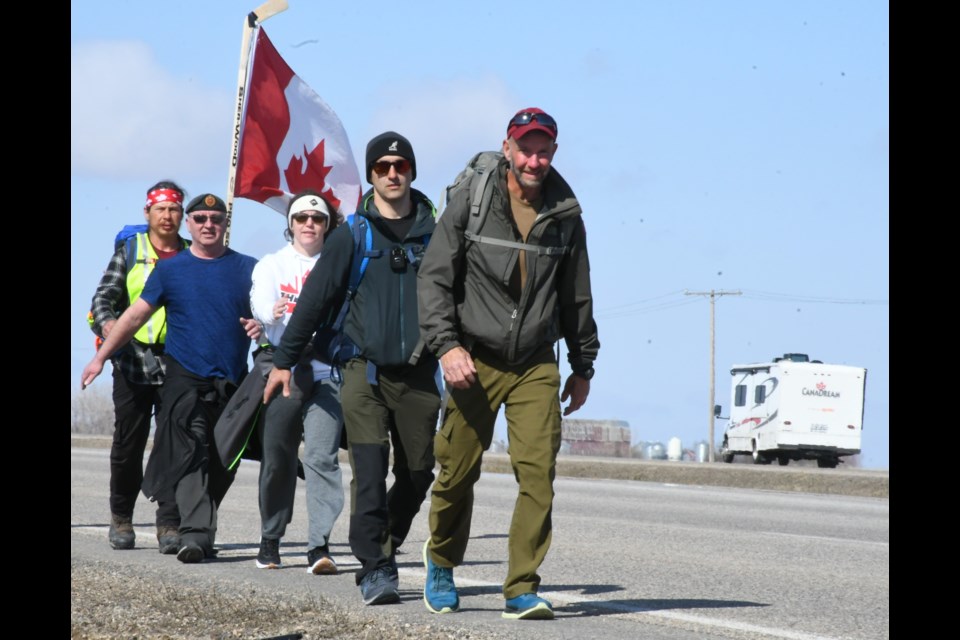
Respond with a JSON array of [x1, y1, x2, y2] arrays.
[[71, 557, 503, 640]]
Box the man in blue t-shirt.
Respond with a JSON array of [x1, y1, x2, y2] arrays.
[[82, 193, 261, 563]]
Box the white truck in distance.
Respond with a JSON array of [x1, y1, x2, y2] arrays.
[[717, 353, 866, 468]]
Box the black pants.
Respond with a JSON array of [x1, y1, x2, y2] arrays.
[[142, 358, 237, 554], [340, 358, 440, 584], [110, 368, 179, 525]]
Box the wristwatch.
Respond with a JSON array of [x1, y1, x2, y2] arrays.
[[574, 367, 595, 381]]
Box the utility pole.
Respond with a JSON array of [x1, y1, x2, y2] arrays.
[[684, 289, 741, 462]]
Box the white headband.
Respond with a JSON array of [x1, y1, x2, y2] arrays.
[[288, 194, 332, 227]]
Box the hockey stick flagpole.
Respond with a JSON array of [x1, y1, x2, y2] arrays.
[[223, 0, 289, 247]]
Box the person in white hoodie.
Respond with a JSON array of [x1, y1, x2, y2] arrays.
[[249, 189, 345, 574]]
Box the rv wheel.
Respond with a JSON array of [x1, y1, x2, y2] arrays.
[[777, 455, 790, 466], [817, 458, 839, 469], [720, 440, 734, 463], [751, 441, 769, 465]]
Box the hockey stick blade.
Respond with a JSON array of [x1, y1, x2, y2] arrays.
[[248, 0, 289, 27]]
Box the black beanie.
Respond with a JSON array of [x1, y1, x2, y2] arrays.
[[365, 131, 416, 183]]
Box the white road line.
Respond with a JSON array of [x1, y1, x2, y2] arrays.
[[74, 526, 854, 640]]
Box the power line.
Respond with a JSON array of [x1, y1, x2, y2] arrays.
[[595, 288, 887, 320], [597, 297, 700, 319], [739, 289, 888, 305]]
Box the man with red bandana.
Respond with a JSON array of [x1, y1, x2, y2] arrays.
[[88, 180, 191, 553], [418, 108, 600, 620], [83, 192, 261, 564]]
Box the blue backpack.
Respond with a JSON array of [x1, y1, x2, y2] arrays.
[[114, 224, 149, 270]]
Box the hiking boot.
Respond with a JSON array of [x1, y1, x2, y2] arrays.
[[502, 593, 554, 620], [108, 513, 135, 550], [359, 565, 400, 605], [176, 542, 204, 564], [306, 545, 337, 575], [256, 537, 282, 569], [156, 525, 180, 555], [422, 540, 459, 613]]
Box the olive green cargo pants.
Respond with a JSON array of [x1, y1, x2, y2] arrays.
[[427, 344, 561, 599]]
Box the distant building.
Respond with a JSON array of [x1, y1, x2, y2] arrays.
[[560, 419, 631, 457]]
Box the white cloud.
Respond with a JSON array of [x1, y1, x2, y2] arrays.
[[365, 75, 518, 195], [71, 40, 233, 181]]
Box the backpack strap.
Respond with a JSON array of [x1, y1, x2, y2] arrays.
[[124, 235, 140, 272], [331, 214, 378, 333], [325, 214, 384, 385], [464, 232, 569, 256], [462, 157, 572, 257]]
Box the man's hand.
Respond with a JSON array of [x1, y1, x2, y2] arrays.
[[440, 346, 477, 390], [263, 367, 292, 403], [560, 373, 590, 416], [81, 359, 104, 390], [240, 317, 263, 342]]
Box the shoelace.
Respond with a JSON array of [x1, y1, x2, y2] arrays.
[[430, 565, 454, 592]]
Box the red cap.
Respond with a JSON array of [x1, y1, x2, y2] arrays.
[[506, 107, 557, 141]]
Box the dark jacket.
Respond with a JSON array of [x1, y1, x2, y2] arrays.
[[141, 358, 237, 503], [417, 158, 599, 371], [274, 188, 438, 370]]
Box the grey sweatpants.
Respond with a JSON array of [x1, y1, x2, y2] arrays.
[[259, 376, 344, 550]]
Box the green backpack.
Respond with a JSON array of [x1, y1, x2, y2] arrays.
[[442, 151, 571, 256]]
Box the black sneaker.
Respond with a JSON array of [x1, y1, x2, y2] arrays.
[[156, 524, 180, 555], [306, 545, 338, 575], [108, 514, 135, 550], [176, 542, 204, 564], [359, 565, 400, 605], [256, 537, 282, 569]]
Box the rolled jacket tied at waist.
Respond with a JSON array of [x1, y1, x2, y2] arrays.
[[141, 358, 239, 503], [212, 344, 314, 471]]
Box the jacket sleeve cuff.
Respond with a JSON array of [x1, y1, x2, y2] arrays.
[[435, 341, 462, 359]]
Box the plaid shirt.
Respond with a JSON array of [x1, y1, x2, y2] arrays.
[[89, 239, 185, 386]]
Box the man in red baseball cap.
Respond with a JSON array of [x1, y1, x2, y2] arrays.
[[418, 107, 600, 620]]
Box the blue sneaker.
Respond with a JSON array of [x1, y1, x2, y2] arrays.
[[422, 541, 459, 613], [502, 593, 554, 620], [359, 565, 400, 605]]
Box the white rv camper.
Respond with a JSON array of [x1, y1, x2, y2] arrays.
[[717, 353, 866, 468]]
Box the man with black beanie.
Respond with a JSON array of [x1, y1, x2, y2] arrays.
[[263, 131, 440, 606]]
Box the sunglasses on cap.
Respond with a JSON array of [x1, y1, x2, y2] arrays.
[[372, 159, 412, 176], [292, 212, 328, 225], [189, 213, 226, 225], [509, 112, 557, 132]]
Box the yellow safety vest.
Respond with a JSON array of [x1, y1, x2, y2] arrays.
[[127, 232, 186, 345]]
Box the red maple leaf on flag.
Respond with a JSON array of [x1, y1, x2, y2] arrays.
[[283, 140, 342, 213]]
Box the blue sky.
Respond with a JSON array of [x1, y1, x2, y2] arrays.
[[71, 1, 889, 468]]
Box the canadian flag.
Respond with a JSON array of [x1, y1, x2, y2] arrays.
[[234, 26, 361, 217]]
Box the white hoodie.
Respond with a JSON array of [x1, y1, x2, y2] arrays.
[[250, 243, 332, 381]]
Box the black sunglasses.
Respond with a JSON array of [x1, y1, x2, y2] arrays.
[[292, 212, 328, 225], [509, 112, 557, 131], [372, 159, 412, 177], [190, 213, 226, 225]]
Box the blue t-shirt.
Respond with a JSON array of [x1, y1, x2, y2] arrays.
[[141, 248, 258, 383]]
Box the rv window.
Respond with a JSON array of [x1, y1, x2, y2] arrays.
[[755, 385, 766, 404], [735, 385, 747, 407]]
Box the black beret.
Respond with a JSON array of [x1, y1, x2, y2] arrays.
[[185, 193, 227, 214]]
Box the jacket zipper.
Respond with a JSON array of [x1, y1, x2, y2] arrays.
[[506, 308, 519, 361]]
